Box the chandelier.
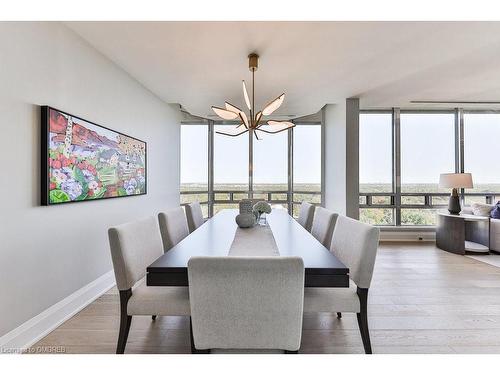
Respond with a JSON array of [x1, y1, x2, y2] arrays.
[[211, 53, 295, 139]]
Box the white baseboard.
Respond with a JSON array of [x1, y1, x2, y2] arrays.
[[380, 231, 436, 242], [0, 270, 115, 353]]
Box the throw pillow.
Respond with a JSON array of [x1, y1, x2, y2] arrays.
[[492, 201, 500, 219], [472, 202, 494, 217]]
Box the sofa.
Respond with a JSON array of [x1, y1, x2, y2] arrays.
[[461, 204, 500, 253]]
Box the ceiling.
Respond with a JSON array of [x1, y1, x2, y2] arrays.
[[67, 22, 500, 118]]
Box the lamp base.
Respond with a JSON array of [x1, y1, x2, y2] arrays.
[[448, 195, 461, 215]]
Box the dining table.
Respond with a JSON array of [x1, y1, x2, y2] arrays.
[[147, 208, 349, 288]]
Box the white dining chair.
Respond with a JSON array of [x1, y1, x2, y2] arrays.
[[188, 256, 305, 354], [185, 201, 205, 233], [158, 207, 189, 252], [297, 202, 315, 232], [304, 215, 380, 354], [108, 216, 190, 354], [310, 207, 338, 247]]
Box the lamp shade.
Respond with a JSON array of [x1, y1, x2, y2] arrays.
[[439, 173, 473, 189]]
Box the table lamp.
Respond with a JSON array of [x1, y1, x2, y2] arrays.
[[439, 173, 473, 215]]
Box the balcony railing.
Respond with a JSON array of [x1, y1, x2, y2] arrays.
[[181, 190, 322, 217], [359, 192, 499, 226], [360, 192, 498, 208]]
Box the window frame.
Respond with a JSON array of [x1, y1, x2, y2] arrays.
[[359, 108, 500, 227], [180, 120, 324, 217]]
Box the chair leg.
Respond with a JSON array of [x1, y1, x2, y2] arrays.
[[117, 289, 132, 354], [337, 312, 342, 319], [356, 287, 372, 354], [152, 315, 157, 321], [190, 317, 210, 354]]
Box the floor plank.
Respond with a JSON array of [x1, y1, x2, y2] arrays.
[[29, 242, 500, 354]]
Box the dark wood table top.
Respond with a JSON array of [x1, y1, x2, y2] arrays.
[[147, 209, 349, 287]]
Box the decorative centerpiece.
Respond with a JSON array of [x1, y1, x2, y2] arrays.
[[235, 213, 256, 228], [253, 201, 272, 226], [239, 199, 255, 214]]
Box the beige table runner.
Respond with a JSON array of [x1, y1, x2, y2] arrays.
[[228, 225, 280, 256]]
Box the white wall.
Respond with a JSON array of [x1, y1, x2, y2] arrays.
[[0, 22, 181, 337]]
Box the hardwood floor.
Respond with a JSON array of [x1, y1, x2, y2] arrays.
[[30, 242, 500, 354]]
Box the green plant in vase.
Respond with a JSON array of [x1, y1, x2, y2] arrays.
[[253, 201, 272, 225]]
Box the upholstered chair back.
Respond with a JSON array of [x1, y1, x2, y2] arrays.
[[297, 202, 315, 232], [158, 207, 189, 251], [311, 207, 338, 247], [185, 201, 205, 233], [329, 215, 380, 289], [188, 256, 305, 351], [108, 216, 163, 291]]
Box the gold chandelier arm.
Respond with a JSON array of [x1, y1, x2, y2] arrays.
[[258, 120, 295, 134], [215, 127, 249, 137], [254, 111, 263, 128], [239, 111, 250, 129], [257, 127, 292, 135], [225, 102, 242, 114]]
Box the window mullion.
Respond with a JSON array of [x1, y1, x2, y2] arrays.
[[288, 126, 294, 213], [458, 108, 465, 205], [208, 120, 214, 217], [393, 108, 401, 226]]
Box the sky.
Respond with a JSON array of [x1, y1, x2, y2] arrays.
[[464, 114, 500, 185], [360, 112, 500, 188], [180, 124, 321, 185]]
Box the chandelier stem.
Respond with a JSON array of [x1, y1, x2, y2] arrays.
[[252, 69, 255, 128]]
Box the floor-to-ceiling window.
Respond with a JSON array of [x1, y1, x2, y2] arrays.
[[181, 121, 324, 216], [292, 124, 322, 217], [253, 129, 288, 203], [400, 112, 455, 225], [359, 109, 499, 227], [213, 125, 249, 214], [359, 112, 394, 225], [463, 112, 500, 205], [180, 123, 209, 217]]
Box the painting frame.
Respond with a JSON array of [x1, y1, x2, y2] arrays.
[[41, 106, 147, 206]]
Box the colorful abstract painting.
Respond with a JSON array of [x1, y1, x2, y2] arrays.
[[41, 107, 146, 205]]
